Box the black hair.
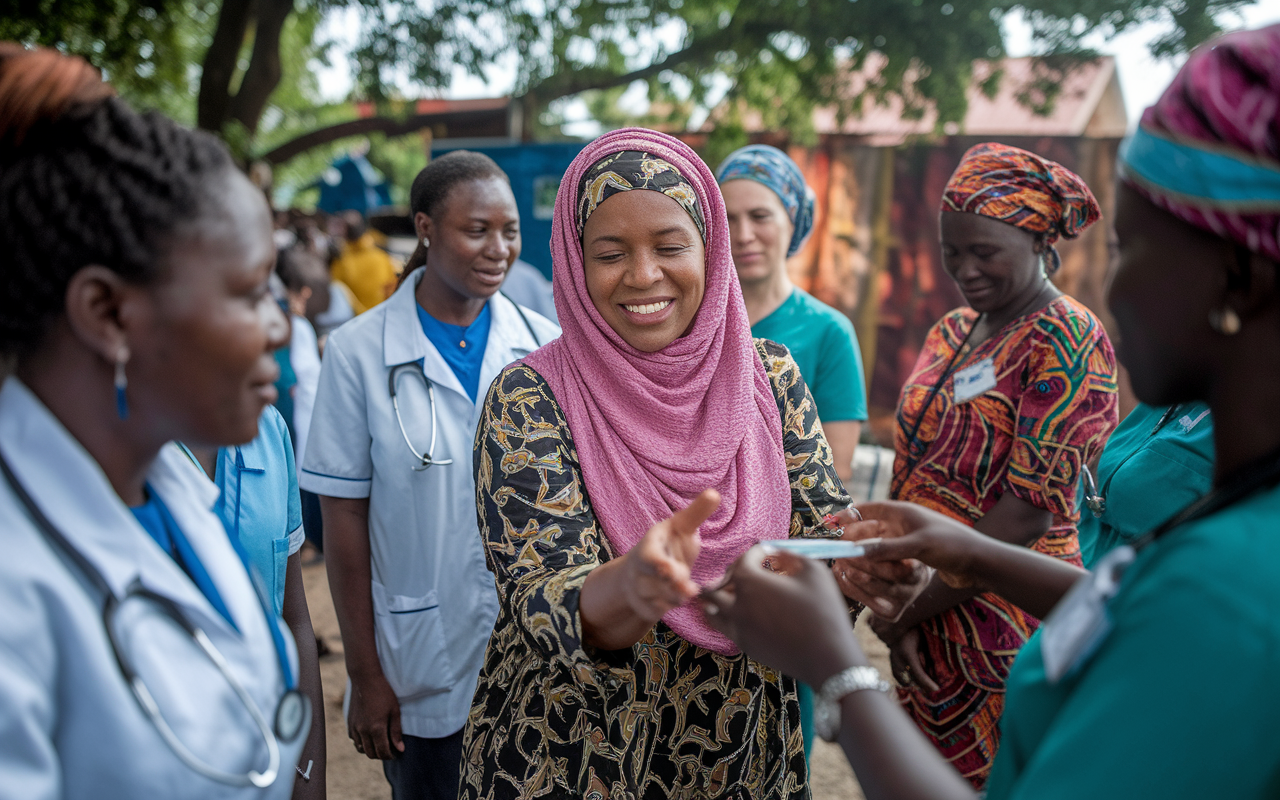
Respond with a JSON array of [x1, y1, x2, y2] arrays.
[[401, 150, 509, 276], [0, 45, 234, 357], [409, 150, 508, 218], [275, 244, 326, 292]]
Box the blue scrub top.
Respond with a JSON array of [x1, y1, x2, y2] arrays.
[[988, 480, 1280, 799], [416, 301, 492, 403], [1077, 402, 1215, 567], [206, 405, 304, 615]]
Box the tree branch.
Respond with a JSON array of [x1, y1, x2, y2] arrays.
[[197, 0, 255, 132], [229, 0, 295, 136], [528, 20, 763, 104]]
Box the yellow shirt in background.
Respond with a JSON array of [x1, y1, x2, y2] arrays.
[[330, 233, 397, 314]]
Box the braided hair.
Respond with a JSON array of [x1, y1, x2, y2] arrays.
[[402, 150, 509, 273], [0, 44, 234, 357]]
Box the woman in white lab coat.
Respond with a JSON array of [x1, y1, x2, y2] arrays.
[[301, 151, 558, 800], [0, 45, 306, 798]]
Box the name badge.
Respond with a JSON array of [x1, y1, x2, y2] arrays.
[[952, 357, 996, 403], [1040, 544, 1134, 683]]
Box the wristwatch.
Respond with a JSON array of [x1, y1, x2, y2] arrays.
[[814, 665, 891, 741]]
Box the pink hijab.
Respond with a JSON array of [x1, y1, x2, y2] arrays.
[[523, 128, 791, 656]]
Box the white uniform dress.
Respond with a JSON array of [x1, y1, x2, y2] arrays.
[[300, 267, 559, 739], [0, 379, 304, 799]]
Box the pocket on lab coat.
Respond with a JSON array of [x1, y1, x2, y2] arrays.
[[371, 580, 456, 701]]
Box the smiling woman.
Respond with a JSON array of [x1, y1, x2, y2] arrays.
[[0, 43, 308, 797], [460, 129, 853, 799]]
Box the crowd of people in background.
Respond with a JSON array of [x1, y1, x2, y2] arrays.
[[3, 21, 1280, 800]]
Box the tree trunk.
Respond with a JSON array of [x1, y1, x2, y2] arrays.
[[229, 0, 295, 136], [197, 0, 254, 132]]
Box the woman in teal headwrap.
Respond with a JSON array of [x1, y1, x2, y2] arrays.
[[717, 145, 868, 492]]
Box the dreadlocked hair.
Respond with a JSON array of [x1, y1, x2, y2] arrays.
[[402, 150, 509, 274], [0, 43, 234, 357]]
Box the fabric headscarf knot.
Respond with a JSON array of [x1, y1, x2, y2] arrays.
[[942, 142, 1101, 271], [715, 144, 816, 257], [523, 128, 792, 657], [1119, 24, 1280, 262]]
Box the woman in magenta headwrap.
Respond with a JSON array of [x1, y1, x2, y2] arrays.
[[460, 129, 851, 799], [845, 143, 1119, 787]]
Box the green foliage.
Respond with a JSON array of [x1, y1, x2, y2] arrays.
[[343, 0, 1253, 152], [9, 0, 1258, 200], [0, 0, 220, 124]]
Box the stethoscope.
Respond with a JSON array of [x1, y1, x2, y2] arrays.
[[1082, 405, 1184, 518], [0, 452, 309, 788], [389, 293, 542, 471]]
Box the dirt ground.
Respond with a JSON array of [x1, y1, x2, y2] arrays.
[[303, 560, 888, 800]]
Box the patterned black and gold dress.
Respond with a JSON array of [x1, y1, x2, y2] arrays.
[[461, 340, 852, 800]]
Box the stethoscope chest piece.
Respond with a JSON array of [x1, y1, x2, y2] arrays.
[[275, 689, 310, 742]]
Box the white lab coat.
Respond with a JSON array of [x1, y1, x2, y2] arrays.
[[300, 267, 559, 739], [0, 379, 303, 799]]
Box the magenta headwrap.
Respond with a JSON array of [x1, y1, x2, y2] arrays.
[[523, 128, 791, 656], [1121, 25, 1280, 261]]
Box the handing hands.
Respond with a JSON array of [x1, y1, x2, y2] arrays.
[[702, 547, 866, 687], [826, 502, 990, 622]]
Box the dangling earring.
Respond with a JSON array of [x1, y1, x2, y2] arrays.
[[114, 349, 129, 420], [1208, 306, 1242, 335]]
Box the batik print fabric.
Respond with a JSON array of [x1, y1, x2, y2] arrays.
[[462, 340, 851, 800], [890, 296, 1118, 788]]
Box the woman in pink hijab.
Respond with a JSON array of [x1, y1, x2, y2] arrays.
[[460, 129, 853, 799]]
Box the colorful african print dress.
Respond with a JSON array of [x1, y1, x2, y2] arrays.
[[462, 340, 850, 800], [891, 296, 1118, 788]]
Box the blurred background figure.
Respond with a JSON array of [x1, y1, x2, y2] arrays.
[[329, 210, 397, 315], [276, 246, 328, 555]]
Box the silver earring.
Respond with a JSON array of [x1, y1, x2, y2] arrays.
[[114, 350, 129, 420], [1208, 306, 1242, 335]]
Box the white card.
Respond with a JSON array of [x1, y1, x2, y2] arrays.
[[1040, 544, 1134, 683], [952, 357, 996, 403]]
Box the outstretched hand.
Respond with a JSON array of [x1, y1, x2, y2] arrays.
[[702, 547, 866, 687], [622, 488, 720, 621]]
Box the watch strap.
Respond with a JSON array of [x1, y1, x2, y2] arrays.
[[814, 665, 890, 741]]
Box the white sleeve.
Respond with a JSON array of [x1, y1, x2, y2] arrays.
[[298, 333, 374, 498], [0, 643, 58, 800]]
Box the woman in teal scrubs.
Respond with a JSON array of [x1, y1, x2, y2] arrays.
[[698, 24, 1280, 800], [1078, 402, 1214, 567]]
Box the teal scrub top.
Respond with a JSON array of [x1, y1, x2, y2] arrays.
[[751, 288, 868, 422], [987, 481, 1280, 799], [1078, 402, 1215, 567], [207, 405, 304, 615]]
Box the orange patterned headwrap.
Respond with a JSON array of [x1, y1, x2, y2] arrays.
[[942, 142, 1101, 259]]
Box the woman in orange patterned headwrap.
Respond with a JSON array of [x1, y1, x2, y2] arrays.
[[837, 142, 1119, 788]]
